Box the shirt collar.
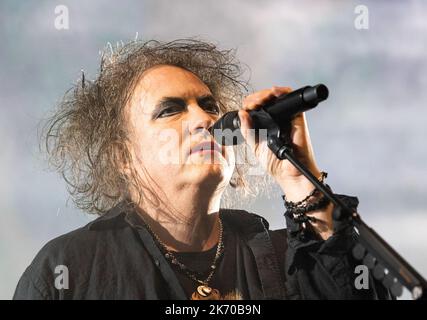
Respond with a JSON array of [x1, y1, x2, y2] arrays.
[[87, 200, 135, 230], [87, 203, 271, 236]]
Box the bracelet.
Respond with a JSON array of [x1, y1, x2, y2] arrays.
[[286, 194, 330, 216], [283, 194, 331, 241], [282, 171, 331, 228], [281, 171, 328, 206]]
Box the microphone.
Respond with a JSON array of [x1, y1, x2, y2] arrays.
[[209, 84, 329, 145]]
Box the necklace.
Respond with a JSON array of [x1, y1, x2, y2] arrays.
[[141, 216, 224, 300]]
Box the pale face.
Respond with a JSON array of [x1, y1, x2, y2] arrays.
[[126, 65, 235, 195]]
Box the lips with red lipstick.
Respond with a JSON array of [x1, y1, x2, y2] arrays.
[[189, 140, 223, 156]]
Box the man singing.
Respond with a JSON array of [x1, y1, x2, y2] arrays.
[[14, 39, 390, 300]]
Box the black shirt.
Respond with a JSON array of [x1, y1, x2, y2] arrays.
[[171, 221, 263, 300], [172, 245, 221, 298], [13, 194, 391, 300]]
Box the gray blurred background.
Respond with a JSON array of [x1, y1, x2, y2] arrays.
[[1, 0, 426, 299]]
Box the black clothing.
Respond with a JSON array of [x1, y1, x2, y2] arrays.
[[171, 220, 265, 300], [13, 194, 391, 300]]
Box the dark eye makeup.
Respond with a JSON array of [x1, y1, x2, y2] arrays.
[[151, 97, 186, 120], [156, 102, 185, 118], [152, 95, 220, 120], [198, 96, 220, 115]]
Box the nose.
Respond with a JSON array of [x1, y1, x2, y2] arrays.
[[187, 104, 217, 135]]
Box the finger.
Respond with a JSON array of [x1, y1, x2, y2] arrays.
[[291, 112, 306, 126], [242, 93, 271, 110], [287, 113, 307, 141], [243, 86, 293, 111], [272, 86, 292, 97], [238, 109, 256, 150], [288, 112, 315, 158], [243, 88, 278, 110]]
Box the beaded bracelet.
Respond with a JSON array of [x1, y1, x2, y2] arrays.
[[282, 171, 331, 226], [286, 193, 330, 215], [282, 171, 328, 207]]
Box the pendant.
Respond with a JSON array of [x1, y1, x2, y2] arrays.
[[191, 285, 221, 300]]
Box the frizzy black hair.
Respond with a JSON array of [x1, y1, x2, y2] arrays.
[[41, 38, 269, 215]]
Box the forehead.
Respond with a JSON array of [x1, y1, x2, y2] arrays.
[[134, 65, 212, 110]]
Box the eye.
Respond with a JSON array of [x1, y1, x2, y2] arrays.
[[201, 101, 220, 115], [156, 103, 184, 118]]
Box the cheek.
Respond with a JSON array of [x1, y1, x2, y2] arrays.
[[127, 112, 182, 175], [139, 128, 183, 169], [129, 126, 157, 166]]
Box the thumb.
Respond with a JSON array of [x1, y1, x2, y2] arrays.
[[238, 110, 256, 150]]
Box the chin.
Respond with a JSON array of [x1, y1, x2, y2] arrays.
[[186, 163, 228, 186], [184, 151, 234, 184]]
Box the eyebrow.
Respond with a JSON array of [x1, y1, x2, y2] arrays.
[[197, 94, 217, 105], [151, 94, 217, 120]]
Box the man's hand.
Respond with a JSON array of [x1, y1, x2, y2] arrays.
[[238, 86, 334, 240], [238, 86, 321, 186]]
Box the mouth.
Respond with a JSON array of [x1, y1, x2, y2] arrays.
[[189, 140, 223, 156]]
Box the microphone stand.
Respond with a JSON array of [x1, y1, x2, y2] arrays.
[[262, 111, 427, 300]]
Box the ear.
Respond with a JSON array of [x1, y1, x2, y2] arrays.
[[112, 141, 133, 179], [229, 168, 243, 189]]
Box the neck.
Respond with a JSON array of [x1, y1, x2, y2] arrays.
[[135, 181, 225, 252]]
